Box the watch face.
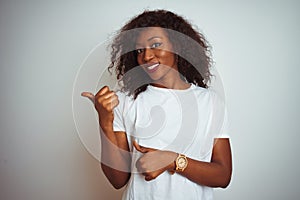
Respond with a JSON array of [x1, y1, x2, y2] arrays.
[[178, 157, 186, 168]]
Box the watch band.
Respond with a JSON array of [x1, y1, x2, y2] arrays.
[[175, 154, 188, 172]]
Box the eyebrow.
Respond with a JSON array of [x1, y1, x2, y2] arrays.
[[136, 36, 163, 46], [147, 36, 162, 41]]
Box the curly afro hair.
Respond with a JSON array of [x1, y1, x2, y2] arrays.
[[108, 9, 213, 98]]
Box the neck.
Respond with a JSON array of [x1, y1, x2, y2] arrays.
[[151, 74, 191, 90]]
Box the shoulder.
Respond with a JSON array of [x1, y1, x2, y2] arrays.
[[191, 85, 226, 108], [207, 88, 226, 106], [191, 84, 209, 94], [193, 85, 225, 101], [191, 85, 213, 100], [114, 90, 136, 113]]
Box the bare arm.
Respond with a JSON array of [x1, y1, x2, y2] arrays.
[[100, 129, 131, 189], [134, 138, 232, 188], [82, 86, 131, 189], [175, 138, 232, 188]]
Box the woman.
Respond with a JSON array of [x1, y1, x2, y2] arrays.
[[82, 9, 232, 200]]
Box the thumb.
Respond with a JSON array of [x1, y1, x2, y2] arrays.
[[81, 92, 95, 104], [133, 140, 155, 153]]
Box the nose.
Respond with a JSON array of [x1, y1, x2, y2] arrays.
[[143, 48, 155, 62]]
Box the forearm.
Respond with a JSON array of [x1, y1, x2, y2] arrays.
[[173, 139, 232, 188], [82, 86, 131, 189], [100, 127, 131, 189], [176, 158, 231, 188]]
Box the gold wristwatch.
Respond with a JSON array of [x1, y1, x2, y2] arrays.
[[175, 154, 188, 172]]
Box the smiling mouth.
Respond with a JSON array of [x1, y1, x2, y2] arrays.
[[146, 63, 159, 71]]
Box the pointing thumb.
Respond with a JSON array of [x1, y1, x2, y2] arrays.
[[81, 92, 95, 104]]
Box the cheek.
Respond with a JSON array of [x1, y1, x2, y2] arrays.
[[156, 49, 169, 57], [137, 55, 143, 65], [158, 50, 176, 64]]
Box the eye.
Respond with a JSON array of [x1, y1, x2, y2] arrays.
[[151, 42, 162, 49], [136, 48, 144, 54]]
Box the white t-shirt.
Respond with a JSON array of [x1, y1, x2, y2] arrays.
[[113, 84, 229, 200]]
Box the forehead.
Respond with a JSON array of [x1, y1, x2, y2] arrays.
[[136, 27, 169, 44]]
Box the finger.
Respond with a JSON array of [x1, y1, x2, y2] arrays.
[[96, 92, 115, 105], [101, 95, 119, 110], [133, 141, 156, 153], [145, 175, 155, 181], [97, 86, 110, 97], [142, 172, 148, 176], [95, 92, 116, 108], [133, 141, 149, 153], [109, 95, 119, 110], [81, 92, 95, 104], [102, 91, 115, 100]]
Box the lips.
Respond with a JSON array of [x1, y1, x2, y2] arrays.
[[144, 63, 160, 73]]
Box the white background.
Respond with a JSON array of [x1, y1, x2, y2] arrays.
[[0, 0, 299, 199]]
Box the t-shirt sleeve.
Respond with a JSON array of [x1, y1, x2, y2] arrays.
[[216, 108, 230, 138], [113, 92, 126, 132], [209, 89, 230, 139]]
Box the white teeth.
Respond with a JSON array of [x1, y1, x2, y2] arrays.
[[147, 63, 159, 70]]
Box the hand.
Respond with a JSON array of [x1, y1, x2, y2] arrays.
[[133, 141, 177, 181], [81, 86, 119, 131]]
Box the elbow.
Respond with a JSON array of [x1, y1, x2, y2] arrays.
[[212, 177, 231, 188], [219, 178, 231, 188], [110, 177, 130, 189], [112, 182, 127, 190], [106, 175, 129, 190], [218, 162, 232, 188], [101, 163, 130, 190], [207, 173, 232, 188], [219, 171, 232, 188]]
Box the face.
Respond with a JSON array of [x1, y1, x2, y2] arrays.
[[135, 27, 178, 84]]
